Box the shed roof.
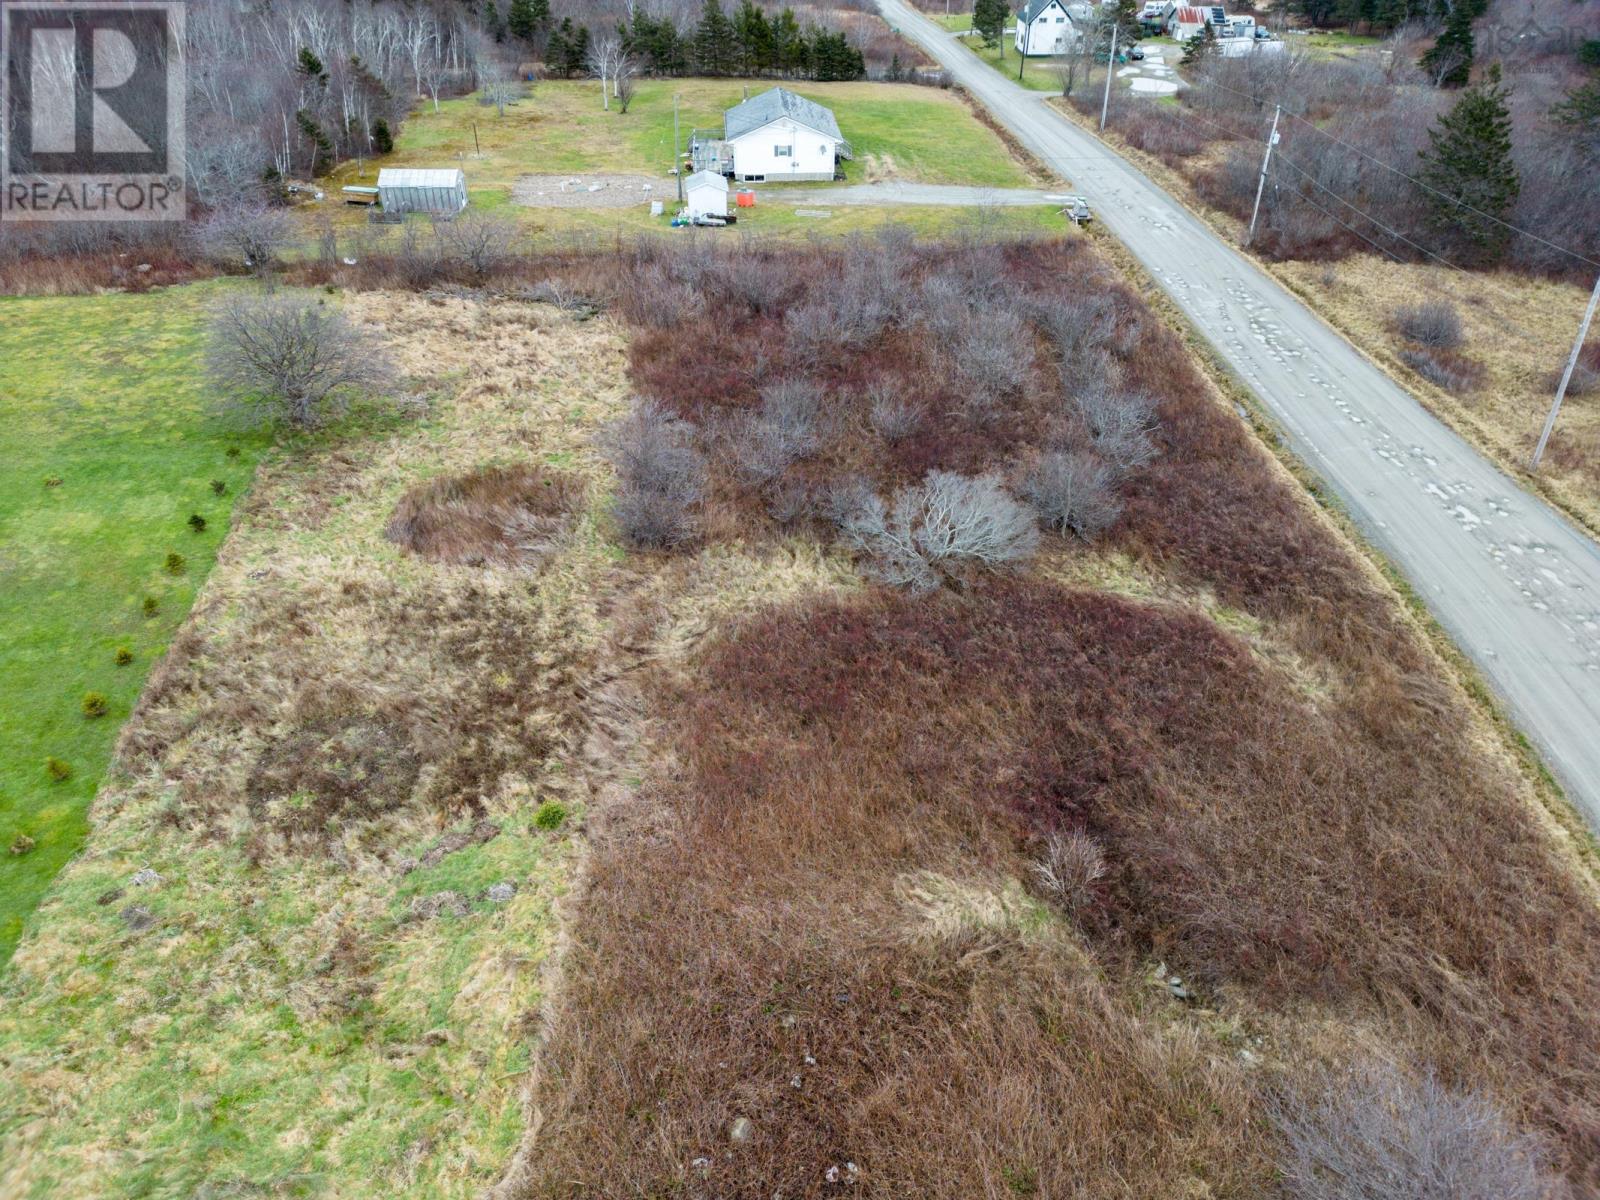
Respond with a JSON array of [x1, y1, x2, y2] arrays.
[[686, 170, 729, 192], [724, 87, 843, 143], [376, 168, 466, 189], [1173, 6, 1207, 21]]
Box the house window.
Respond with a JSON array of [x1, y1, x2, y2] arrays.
[[775, 145, 793, 157], [1055, 15, 1065, 21]]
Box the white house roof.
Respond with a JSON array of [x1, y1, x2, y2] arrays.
[[1018, 0, 1065, 22], [724, 88, 843, 143], [376, 168, 465, 189], [685, 170, 729, 192]]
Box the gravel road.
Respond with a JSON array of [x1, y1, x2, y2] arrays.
[[881, 0, 1600, 826]]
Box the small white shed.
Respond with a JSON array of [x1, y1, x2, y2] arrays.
[[685, 171, 729, 221], [376, 168, 469, 215]]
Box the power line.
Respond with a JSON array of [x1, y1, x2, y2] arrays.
[[1188, 73, 1600, 270]]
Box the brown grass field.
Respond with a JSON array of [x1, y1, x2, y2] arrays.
[[4, 231, 1599, 1198]]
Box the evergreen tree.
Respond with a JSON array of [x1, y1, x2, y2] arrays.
[[1181, 21, 1215, 65], [508, 0, 538, 42], [734, 0, 774, 73], [297, 46, 327, 84], [1550, 80, 1600, 165], [484, 1, 506, 43], [1112, 0, 1142, 45], [1418, 66, 1519, 254], [771, 8, 808, 74], [973, 0, 1009, 50], [567, 23, 591, 76], [1420, 1, 1474, 87], [809, 30, 864, 81], [295, 110, 333, 173], [694, 0, 737, 75], [371, 117, 394, 154], [546, 18, 573, 74], [1581, 39, 1600, 68]]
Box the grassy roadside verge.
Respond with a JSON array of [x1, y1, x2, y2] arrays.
[[1085, 220, 1600, 884], [1048, 94, 1600, 541]]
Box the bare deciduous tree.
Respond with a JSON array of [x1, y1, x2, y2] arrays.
[[208, 294, 395, 429], [597, 399, 706, 549], [837, 471, 1039, 593], [437, 212, 522, 279], [1021, 450, 1125, 540], [616, 56, 638, 113], [197, 205, 300, 273], [588, 33, 625, 112]]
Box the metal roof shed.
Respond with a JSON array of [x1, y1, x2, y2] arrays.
[[376, 168, 468, 214]]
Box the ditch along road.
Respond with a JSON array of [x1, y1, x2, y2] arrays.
[[880, 0, 1600, 830]]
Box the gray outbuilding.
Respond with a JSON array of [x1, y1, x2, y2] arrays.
[[376, 167, 469, 214]]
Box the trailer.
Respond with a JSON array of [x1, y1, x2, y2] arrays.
[[341, 185, 380, 206]]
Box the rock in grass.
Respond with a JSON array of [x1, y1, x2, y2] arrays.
[[729, 1117, 754, 1145], [130, 867, 163, 888], [119, 904, 156, 932], [484, 881, 517, 904]]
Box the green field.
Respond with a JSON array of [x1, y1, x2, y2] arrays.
[[0, 285, 267, 964], [330, 78, 1037, 200]]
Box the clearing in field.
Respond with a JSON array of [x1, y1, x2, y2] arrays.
[[313, 79, 1050, 240]]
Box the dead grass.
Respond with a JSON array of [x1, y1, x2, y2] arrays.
[[0, 292, 629, 1199], [387, 464, 583, 568], [511, 237, 1600, 1195]]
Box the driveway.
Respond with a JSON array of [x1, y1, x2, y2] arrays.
[[881, 0, 1600, 827]]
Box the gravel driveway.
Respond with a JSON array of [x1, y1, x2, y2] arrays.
[[511, 174, 667, 209]]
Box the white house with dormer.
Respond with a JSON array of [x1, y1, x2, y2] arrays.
[[1014, 0, 1080, 55]]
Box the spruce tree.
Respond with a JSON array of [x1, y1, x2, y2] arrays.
[[694, 0, 736, 75], [371, 118, 394, 155], [546, 19, 572, 73], [567, 24, 591, 76], [973, 0, 1009, 50], [734, 0, 772, 73], [1550, 80, 1600, 165], [1181, 21, 1215, 65], [484, 1, 506, 42], [1418, 66, 1519, 254], [1420, 1, 1474, 87], [508, 0, 537, 42], [772, 8, 807, 74]]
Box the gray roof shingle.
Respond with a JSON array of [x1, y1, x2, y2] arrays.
[[724, 87, 844, 143]]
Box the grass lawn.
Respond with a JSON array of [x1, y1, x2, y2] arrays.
[[0, 284, 269, 965], [972, 40, 1067, 92], [935, 11, 974, 31], [326, 78, 1035, 205], [519, 201, 1072, 242]]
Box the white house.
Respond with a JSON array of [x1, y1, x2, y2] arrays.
[[684, 170, 729, 221], [375, 168, 468, 215], [1015, 0, 1078, 55], [720, 88, 852, 183]]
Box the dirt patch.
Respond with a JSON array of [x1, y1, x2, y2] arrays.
[[247, 716, 423, 846], [511, 173, 665, 209], [386, 463, 582, 569]]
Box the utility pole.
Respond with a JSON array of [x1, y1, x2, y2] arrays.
[[1099, 21, 1118, 131], [1531, 270, 1600, 471], [1019, 6, 1029, 81], [1245, 104, 1280, 247], [674, 93, 683, 203]]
